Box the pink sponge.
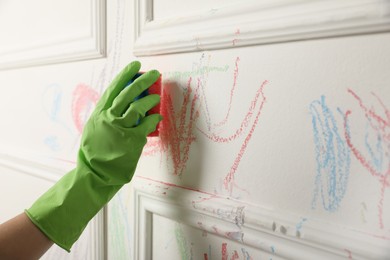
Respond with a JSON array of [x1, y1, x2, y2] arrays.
[[127, 72, 161, 136], [146, 74, 161, 136]]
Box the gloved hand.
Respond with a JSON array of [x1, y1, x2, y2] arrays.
[[25, 61, 162, 251]]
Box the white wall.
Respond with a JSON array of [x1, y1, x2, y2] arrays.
[[115, 0, 390, 259], [0, 0, 389, 259]]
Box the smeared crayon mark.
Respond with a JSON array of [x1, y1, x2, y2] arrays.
[[72, 83, 100, 134], [310, 95, 351, 212], [344, 89, 390, 229], [159, 77, 201, 176], [175, 224, 191, 260], [108, 189, 132, 259]]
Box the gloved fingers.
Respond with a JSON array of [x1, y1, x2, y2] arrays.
[[121, 94, 161, 128], [97, 61, 141, 111], [110, 70, 160, 116], [137, 114, 163, 135]]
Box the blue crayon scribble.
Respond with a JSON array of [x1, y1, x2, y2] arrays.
[[364, 123, 384, 173], [44, 136, 60, 151], [296, 218, 308, 232], [42, 83, 73, 134], [241, 247, 252, 260], [309, 95, 351, 212], [42, 83, 63, 122]]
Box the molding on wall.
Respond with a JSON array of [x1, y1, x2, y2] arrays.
[[0, 149, 105, 260], [0, 0, 106, 70], [134, 0, 390, 56], [0, 149, 72, 182], [133, 177, 390, 260]]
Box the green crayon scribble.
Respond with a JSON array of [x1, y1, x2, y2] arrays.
[[108, 194, 131, 260], [175, 223, 191, 260], [166, 65, 229, 81]]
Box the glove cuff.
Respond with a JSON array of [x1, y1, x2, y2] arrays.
[[25, 167, 121, 251]]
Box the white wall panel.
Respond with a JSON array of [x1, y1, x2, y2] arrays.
[[0, 0, 106, 70], [134, 0, 390, 56], [133, 178, 390, 259]]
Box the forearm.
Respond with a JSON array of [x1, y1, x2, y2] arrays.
[[0, 213, 53, 260]]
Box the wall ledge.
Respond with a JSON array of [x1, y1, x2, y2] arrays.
[[133, 176, 390, 259], [134, 0, 390, 56]]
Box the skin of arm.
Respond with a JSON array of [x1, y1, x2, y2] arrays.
[[0, 213, 54, 260]]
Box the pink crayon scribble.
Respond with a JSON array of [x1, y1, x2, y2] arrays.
[[344, 89, 390, 229], [159, 77, 201, 176], [221, 243, 249, 260], [223, 81, 268, 195], [222, 243, 228, 260], [214, 57, 240, 128], [142, 57, 268, 195], [344, 249, 353, 259], [232, 29, 240, 46], [142, 77, 201, 176], [142, 138, 161, 157], [72, 83, 100, 134], [231, 250, 240, 260], [137, 176, 217, 197]]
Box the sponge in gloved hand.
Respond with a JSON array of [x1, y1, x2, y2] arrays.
[[25, 61, 162, 251]]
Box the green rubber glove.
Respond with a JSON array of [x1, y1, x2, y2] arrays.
[[25, 61, 162, 251]]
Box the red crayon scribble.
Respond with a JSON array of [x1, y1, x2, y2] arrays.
[[137, 176, 217, 197], [142, 138, 161, 156], [142, 57, 268, 198], [72, 83, 100, 134], [344, 89, 390, 229], [214, 57, 240, 128], [222, 243, 228, 260], [159, 77, 201, 176], [221, 243, 243, 260], [344, 249, 353, 259], [231, 250, 240, 260], [142, 77, 201, 177], [223, 81, 268, 194], [200, 80, 267, 144], [191, 194, 218, 204], [232, 29, 240, 46]]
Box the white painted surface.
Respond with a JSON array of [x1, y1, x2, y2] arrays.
[[0, 0, 105, 70], [0, 0, 389, 259], [127, 0, 390, 259]]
